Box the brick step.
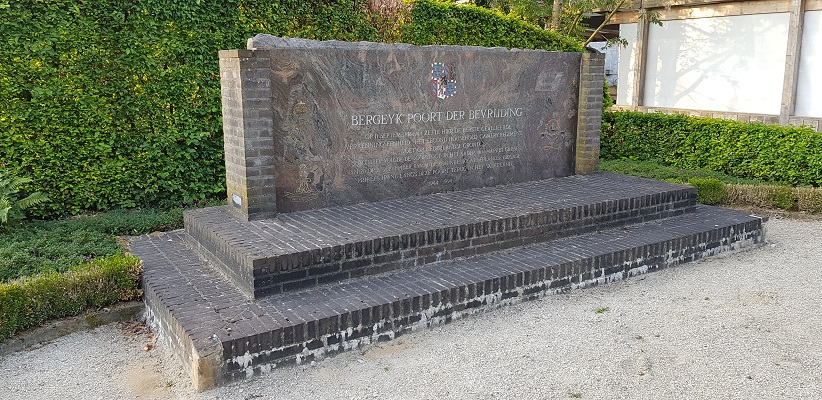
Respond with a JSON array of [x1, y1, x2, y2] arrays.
[[133, 205, 765, 390], [184, 172, 696, 299]]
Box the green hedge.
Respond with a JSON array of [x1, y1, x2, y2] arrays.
[[602, 111, 822, 187], [1, 0, 581, 219], [401, 0, 582, 51], [687, 178, 724, 205], [0, 0, 377, 218], [0, 254, 142, 341]]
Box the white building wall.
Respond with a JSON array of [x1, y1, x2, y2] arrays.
[[795, 10, 822, 118], [588, 42, 620, 86], [643, 13, 789, 115], [616, 24, 637, 106]]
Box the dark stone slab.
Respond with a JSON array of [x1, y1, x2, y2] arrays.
[[241, 35, 582, 213], [134, 205, 765, 390]]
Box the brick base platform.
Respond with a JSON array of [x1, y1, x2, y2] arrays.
[[184, 173, 696, 299], [130, 173, 766, 391]]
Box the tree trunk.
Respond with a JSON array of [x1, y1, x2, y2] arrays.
[[551, 0, 562, 30]]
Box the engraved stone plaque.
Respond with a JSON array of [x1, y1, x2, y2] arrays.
[[223, 35, 585, 215]]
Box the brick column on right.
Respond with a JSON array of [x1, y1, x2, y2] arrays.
[[575, 52, 605, 175], [219, 50, 277, 221]]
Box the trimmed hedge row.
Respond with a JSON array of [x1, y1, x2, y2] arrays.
[[602, 111, 822, 187], [688, 178, 822, 212], [687, 178, 725, 205], [0, 0, 378, 218], [1, 0, 582, 219], [0, 254, 142, 341], [723, 184, 822, 212]]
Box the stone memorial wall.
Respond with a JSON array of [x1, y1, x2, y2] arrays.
[[136, 35, 765, 391], [219, 35, 604, 220]]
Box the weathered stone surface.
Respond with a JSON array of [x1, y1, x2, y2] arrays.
[[239, 34, 582, 213]]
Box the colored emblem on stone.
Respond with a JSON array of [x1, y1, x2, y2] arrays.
[[431, 62, 457, 99]]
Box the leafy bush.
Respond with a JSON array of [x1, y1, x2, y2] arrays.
[[0, 170, 48, 226], [687, 178, 724, 205], [0, 254, 142, 341], [400, 0, 583, 51], [602, 111, 822, 187], [766, 186, 796, 210]]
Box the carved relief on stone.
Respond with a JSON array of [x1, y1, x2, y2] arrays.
[[283, 99, 324, 204], [285, 163, 320, 203], [540, 117, 572, 152]]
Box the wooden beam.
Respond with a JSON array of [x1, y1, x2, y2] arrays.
[[618, 0, 790, 10], [610, 11, 639, 24], [780, 0, 806, 124], [641, 0, 745, 8], [631, 9, 651, 110], [658, 0, 789, 20], [612, 0, 822, 23]]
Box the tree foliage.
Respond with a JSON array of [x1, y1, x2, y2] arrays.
[[401, 0, 582, 51], [473, 0, 659, 47]]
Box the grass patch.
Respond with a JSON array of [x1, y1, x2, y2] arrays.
[[0, 227, 121, 281], [600, 159, 762, 185], [0, 203, 220, 283]]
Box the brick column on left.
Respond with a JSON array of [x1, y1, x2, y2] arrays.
[[218, 50, 276, 221]]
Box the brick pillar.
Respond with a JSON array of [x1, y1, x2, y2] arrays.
[[575, 52, 605, 175], [219, 50, 277, 221]]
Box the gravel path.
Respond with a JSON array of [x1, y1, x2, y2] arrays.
[[2, 216, 821, 400]]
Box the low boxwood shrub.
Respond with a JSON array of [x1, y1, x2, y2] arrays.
[[796, 187, 822, 213], [0, 254, 142, 341], [766, 186, 796, 210], [602, 111, 822, 187], [688, 178, 724, 205]]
